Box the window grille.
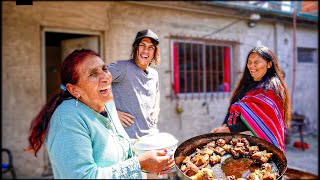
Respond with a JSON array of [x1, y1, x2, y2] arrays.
[[170, 36, 238, 100]]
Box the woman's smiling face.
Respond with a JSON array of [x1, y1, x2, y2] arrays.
[[72, 55, 113, 112], [247, 52, 272, 81]]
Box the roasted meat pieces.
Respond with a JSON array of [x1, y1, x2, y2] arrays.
[[252, 150, 273, 164], [179, 137, 278, 180], [247, 163, 278, 180]]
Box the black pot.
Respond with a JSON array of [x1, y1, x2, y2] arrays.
[[174, 133, 287, 180]]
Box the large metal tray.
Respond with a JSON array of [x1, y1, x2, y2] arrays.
[[174, 133, 287, 180]]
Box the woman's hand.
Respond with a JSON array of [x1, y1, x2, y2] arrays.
[[212, 126, 231, 133], [138, 149, 175, 174], [117, 110, 134, 127]]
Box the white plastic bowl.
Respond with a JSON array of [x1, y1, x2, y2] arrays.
[[133, 132, 178, 156], [133, 132, 178, 174]]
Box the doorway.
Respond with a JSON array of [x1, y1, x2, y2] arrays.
[[44, 31, 101, 99], [42, 30, 102, 176]]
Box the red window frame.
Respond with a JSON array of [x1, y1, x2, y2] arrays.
[[172, 39, 233, 98]]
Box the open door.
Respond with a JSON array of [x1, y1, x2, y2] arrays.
[[61, 36, 100, 60], [42, 31, 101, 177], [45, 33, 101, 99]]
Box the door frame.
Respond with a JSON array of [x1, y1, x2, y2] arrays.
[[40, 26, 104, 175], [41, 26, 105, 102]]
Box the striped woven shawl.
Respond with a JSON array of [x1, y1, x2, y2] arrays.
[[227, 88, 285, 151]]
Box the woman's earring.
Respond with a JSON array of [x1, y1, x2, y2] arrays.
[[76, 97, 79, 107]]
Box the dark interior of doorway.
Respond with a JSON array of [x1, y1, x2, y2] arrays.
[[45, 32, 91, 100], [43, 31, 97, 176]]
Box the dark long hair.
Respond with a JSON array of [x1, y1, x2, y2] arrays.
[[131, 38, 161, 65], [26, 49, 100, 156], [230, 46, 291, 127]]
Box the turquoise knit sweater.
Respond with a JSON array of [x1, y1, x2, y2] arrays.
[[45, 99, 142, 179]]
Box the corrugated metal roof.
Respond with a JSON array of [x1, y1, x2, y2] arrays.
[[208, 1, 318, 22]]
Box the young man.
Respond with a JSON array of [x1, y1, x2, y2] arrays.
[[108, 29, 161, 141]]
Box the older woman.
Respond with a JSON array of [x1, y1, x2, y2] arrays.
[[26, 49, 174, 178], [212, 46, 291, 152]]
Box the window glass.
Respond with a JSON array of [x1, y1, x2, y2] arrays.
[[298, 47, 316, 63]]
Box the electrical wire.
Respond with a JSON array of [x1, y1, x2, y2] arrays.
[[201, 2, 268, 38]]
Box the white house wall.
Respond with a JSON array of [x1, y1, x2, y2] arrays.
[[294, 27, 318, 132]]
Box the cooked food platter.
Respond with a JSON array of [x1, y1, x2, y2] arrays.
[[174, 133, 287, 180]]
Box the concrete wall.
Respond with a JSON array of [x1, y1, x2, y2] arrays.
[[293, 27, 318, 131], [2, 1, 318, 177], [2, 1, 114, 177]]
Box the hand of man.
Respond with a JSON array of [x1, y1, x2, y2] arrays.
[[117, 110, 134, 127], [150, 111, 159, 125]]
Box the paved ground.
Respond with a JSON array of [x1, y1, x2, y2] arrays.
[[284, 132, 318, 176]]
